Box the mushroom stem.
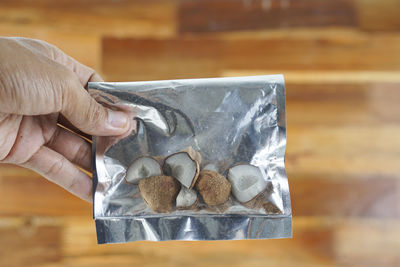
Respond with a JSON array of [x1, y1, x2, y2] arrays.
[[163, 152, 200, 188], [176, 187, 197, 208]]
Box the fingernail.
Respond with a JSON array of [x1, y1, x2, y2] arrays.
[[107, 109, 128, 129]]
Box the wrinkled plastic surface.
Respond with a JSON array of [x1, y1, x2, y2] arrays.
[[89, 75, 291, 243]]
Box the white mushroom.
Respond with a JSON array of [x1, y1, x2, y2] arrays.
[[126, 156, 162, 184], [164, 152, 199, 189], [227, 164, 268, 203], [176, 187, 197, 208]]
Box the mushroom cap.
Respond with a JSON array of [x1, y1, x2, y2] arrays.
[[126, 156, 162, 184], [138, 175, 180, 213], [196, 170, 231, 206], [164, 152, 200, 189], [227, 164, 268, 203]]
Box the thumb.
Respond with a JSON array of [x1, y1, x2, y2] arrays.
[[61, 72, 130, 136]]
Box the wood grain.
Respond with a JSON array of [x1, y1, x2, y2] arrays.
[[179, 0, 400, 33], [179, 0, 356, 33], [223, 33, 400, 71], [61, 216, 337, 267], [335, 219, 400, 266], [102, 37, 224, 81], [291, 175, 400, 218], [102, 31, 400, 81], [0, 217, 62, 267], [0, 165, 91, 216], [60, 217, 400, 266], [356, 0, 400, 31], [0, 216, 396, 266], [286, 82, 400, 125], [0, 0, 176, 38]]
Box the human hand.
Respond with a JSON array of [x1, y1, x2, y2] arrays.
[[0, 37, 130, 202]]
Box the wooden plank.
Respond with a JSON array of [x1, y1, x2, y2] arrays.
[[285, 82, 400, 177], [102, 32, 400, 81], [290, 175, 400, 218], [286, 81, 400, 130], [102, 37, 224, 81], [335, 219, 400, 266], [287, 83, 371, 103], [179, 0, 400, 33], [0, 216, 62, 267], [0, 165, 91, 216], [286, 83, 400, 129], [286, 126, 400, 177], [0, 0, 176, 38], [178, 0, 356, 33], [223, 33, 400, 71], [356, 0, 400, 31]]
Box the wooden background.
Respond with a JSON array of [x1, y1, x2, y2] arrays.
[[0, 0, 400, 266]]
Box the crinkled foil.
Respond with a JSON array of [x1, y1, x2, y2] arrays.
[[89, 75, 292, 243]]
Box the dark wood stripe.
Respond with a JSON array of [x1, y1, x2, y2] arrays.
[[178, 0, 356, 33], [102, 34, 400, 81]]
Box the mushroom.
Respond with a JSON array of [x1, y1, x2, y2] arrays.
[[138, 175, 180, 213], [227, 164, 268, 203], [196, 170, 231, 206], [176, 187, 197, 209], [163, 152, 200, 189], [126, 156, 162, 184]]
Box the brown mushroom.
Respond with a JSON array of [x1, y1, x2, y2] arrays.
[[196, 170, 231, 206], [138, 175, 180, 213]]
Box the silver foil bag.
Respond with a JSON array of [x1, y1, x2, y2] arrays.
[[89, 75, 292, 243]]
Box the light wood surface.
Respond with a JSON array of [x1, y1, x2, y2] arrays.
[[0, 1, 399, 266]]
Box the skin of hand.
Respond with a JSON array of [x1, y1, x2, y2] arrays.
[[0, 37, 131, 202]]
